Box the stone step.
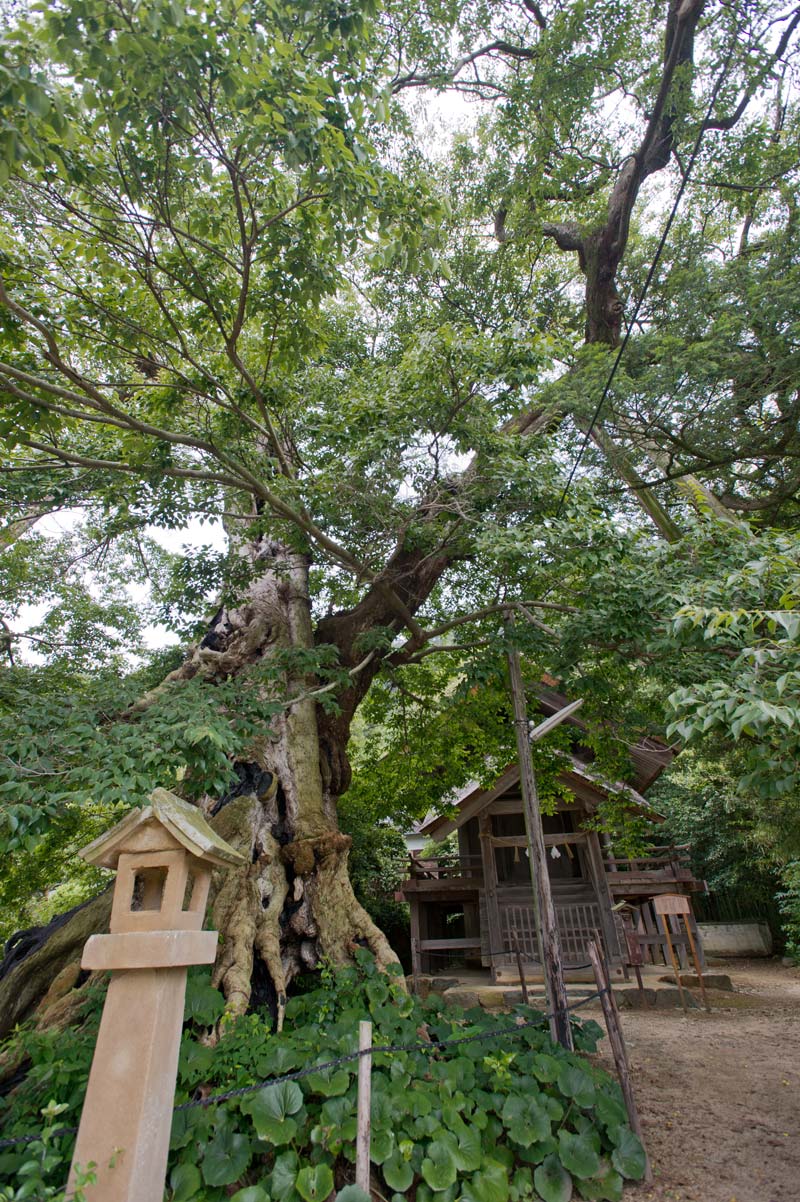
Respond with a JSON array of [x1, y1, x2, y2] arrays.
[[437, 980, 710, 1013], [659, 971, 733, 991]]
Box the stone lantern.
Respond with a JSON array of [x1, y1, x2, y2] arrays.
[[67, 788, 245, 1202]]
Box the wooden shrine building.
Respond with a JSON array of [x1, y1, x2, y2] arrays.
[[398, 688, 707, 982]]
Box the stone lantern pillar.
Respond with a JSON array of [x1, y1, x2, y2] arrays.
[[66, 788, 245, 1202]]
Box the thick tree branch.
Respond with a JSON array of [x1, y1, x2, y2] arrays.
[[392, 37, 539, 92], [539, 0, 707, 345], [540, 222, 584, 252], [15, 438, 245, 490], [522, 0, 547, 30]]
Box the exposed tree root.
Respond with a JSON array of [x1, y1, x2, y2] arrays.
[[208, 816, 404, 1025], [254, 833, 291, 1030], [210, 862, 259, 1017], [305, 837, 401, 979]]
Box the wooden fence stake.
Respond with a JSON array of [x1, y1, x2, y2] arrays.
[[587, 939, 653, 1185], [356, 1020, 373, 1194], [684, 919, 710, 1012], [511, 933, 530, 1006]]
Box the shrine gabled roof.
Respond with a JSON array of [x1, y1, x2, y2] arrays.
[[418, 754, 663, 843], [80, 788, 246, 869], [532, 685, 674, 791], [406, 683, 673, 846], [418, 682, 672, 844]]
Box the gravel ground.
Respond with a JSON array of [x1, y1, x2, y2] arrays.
[[596, 958, 800, 1202]]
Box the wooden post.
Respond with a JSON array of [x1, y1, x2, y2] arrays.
[[479, 812, 505, 983], [511, 933, 530, 1005], [654, 894, 708, 1012], [585, 831, 621, 963], [356, 1020, 373, 1193], [660, 915, 688, 1012], [506, 638, 573, 1050], [587, 939, 652, 1185], [409, 897, 422, 994], [684, 920, 710, 1011], [621, 916, 649, 1007]]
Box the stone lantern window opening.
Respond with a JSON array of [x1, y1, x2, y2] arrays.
[[182, 868, 197, 912], [183, 865, 212, 920], [131, 867, 168, 912]]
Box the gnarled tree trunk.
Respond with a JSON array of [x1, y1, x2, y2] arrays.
[[193, 540, 397, 1027], [0, 537, 399, 1037]]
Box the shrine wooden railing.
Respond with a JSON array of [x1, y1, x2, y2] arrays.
[[406, 853, 484, 881], [603, 844, 693, 876], [602, 844, 705, 896], [603, 843, 692, 874], [401, 843, 704, 909], [501, 900, 605, 967]]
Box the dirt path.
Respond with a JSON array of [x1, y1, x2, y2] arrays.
[[601, 959, 800, 1202]]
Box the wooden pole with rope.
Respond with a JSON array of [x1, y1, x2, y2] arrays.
[[587, 938, 653, 1185], [506, 625, 579, 1050]]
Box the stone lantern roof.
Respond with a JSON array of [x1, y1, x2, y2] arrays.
[[80, 787, 245, 870]]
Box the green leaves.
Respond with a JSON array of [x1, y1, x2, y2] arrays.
[[460, 1161, 511, 1202], [184, 977, 226, 1026], [594, 1091, 626, 1130], [502, 1094, 552, 1147], [241, 1081, 305, 1144], [3, 957, 653, 1202], [609, 1127, 647, 1180], [202, 1129, 252, 1186], [6, 1, 796, 1196], [295, 1163, 334, 1201], [575, 1159, 623, 1201], [558, 1130, 600, 1179], [304, 1064, 351, 1097], [421, 1137, 459, 1191], [557, 1064, 596, 1110], [664, 535, 800, 800], [534, 1153, 574, 1202], [452, 1125, 483, 1172], [269, 1149, 300, 1200], [169, 1162, 202, 1200], [383, 1151, 415, 1192]]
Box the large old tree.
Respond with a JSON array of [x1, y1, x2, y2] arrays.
[[1, 0, 799, 1031]]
